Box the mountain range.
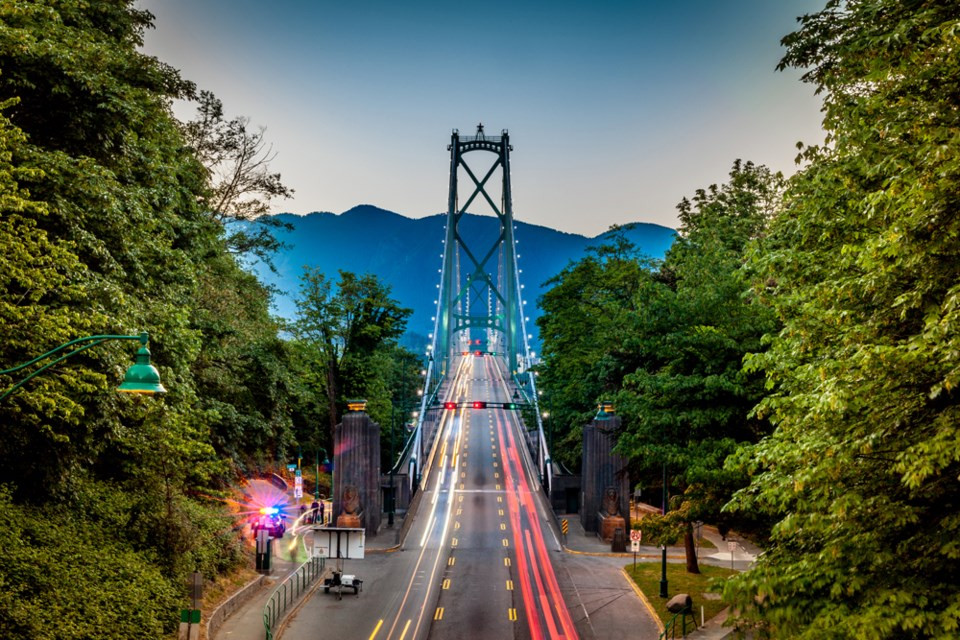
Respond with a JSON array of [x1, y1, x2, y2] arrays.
[[246, 206, 676, 347]]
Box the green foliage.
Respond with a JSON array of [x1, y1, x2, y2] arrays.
[[535, 229, 657, 470], [294, 268, 412, 437], [723, 2, 960, 637], [537, 163, 781, 573], [0, 2, 314, 635], [0, 485, 179, 640]]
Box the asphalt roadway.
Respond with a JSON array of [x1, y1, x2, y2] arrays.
[[216, 354, 760, 640]]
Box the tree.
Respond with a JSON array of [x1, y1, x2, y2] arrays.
[[535, 230, 657, 471], [616, 160, 782, 573], [294, 269, 412, 438], [180, 90, 294, 264], [723, 2, 960, 636], [0, 3, 301, 635]]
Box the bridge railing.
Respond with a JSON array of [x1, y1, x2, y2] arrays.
[[262, 556, 325, 640]]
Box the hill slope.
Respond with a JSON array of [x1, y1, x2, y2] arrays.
[[248, 206, 676, 344]]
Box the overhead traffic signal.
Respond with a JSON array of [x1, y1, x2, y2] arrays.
[[472, 401, 487, 409], [444, 402, 457, 410]]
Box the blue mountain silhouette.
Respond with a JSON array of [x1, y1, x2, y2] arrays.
[[246, 205, 676, 346]]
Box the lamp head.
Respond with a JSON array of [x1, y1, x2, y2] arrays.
[[117, 345, 166, 395]]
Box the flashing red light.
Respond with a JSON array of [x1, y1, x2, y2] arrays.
[[472, 401, 487, 409], [444, 402, 457, 410], [474, 350, 483, 356], [461, 351, 469, 356], [474, 339, 482, 344]]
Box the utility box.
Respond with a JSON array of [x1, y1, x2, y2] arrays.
[[255, 530, 272, 573]]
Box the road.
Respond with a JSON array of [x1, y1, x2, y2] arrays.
[[282, 354, 580, 639]]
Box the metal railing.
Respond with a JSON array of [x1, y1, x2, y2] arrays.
[[262, 556, 325, 640], [658, 608, 698, 639]]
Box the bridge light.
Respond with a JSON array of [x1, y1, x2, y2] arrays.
[[472, 401, 487, 409], [474, 351, 483, 357], [444, 402, 457, 410]]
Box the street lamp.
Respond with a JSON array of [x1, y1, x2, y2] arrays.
[[660, 459, 669, 598], [1, 332, 165, 401]]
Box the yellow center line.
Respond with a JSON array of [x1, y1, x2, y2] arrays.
[[399, 619, 412, 640], [368, 619, 384, 640]]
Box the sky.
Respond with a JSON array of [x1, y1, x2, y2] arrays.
[[137, 0, 826, 237]]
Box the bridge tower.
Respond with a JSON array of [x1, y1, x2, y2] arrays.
[[435, 124, 524, 376], [404, 126, 550, 498]]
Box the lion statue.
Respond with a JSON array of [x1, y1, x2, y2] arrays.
[[601, 486, 620, 517]]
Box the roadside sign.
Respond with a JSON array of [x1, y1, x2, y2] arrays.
[[286, 464, 296, 472], [631, 540, 640, 553], [294, 474, 303, 499], [727, 541, 737, 552], [630, 529, 642, 542], [561, 519, 569, 535]]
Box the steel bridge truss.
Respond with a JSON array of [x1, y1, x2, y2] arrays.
[[398, 126, 553, 498], [436, 125, 524, 375]]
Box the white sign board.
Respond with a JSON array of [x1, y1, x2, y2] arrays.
[[727, 541, 738, 552], [630, 529, 642, 542], [631, 540, 640, 553], [312, 527, 365, 560], [294, 474, 303, 499]]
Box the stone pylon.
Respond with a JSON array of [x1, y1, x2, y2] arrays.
[[580, 404, 630, 535], [332, 402, 381, 536]]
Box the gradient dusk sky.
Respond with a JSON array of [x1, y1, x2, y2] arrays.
[[138, 0, 826, 236]]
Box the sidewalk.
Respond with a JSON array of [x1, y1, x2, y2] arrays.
[[210, 518, 403, 640]]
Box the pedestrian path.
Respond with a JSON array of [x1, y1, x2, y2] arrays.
[[210, 522, 400, 640]]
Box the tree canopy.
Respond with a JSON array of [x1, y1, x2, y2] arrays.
[[0, 3, 418, 636], [721, 2, 960, 637]]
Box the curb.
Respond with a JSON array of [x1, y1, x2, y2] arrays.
[[621, 567, 665, 634], [562, 546, 687, 559], [367, 544, 402, 554]]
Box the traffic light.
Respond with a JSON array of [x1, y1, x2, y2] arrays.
[[472, 401, 487, 409], [504, 402, 518, 410], [444, 402, 457, 410], [474, 350, 483, 356]]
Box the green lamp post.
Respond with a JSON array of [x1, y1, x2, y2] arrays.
[[1, 332, 165, 401]]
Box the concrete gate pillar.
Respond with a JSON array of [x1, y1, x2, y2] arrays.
[[580, 403, 630, 536], [332, 400, 382, 536]]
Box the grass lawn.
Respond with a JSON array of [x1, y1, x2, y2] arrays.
[[624, 561, 735, 627]]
